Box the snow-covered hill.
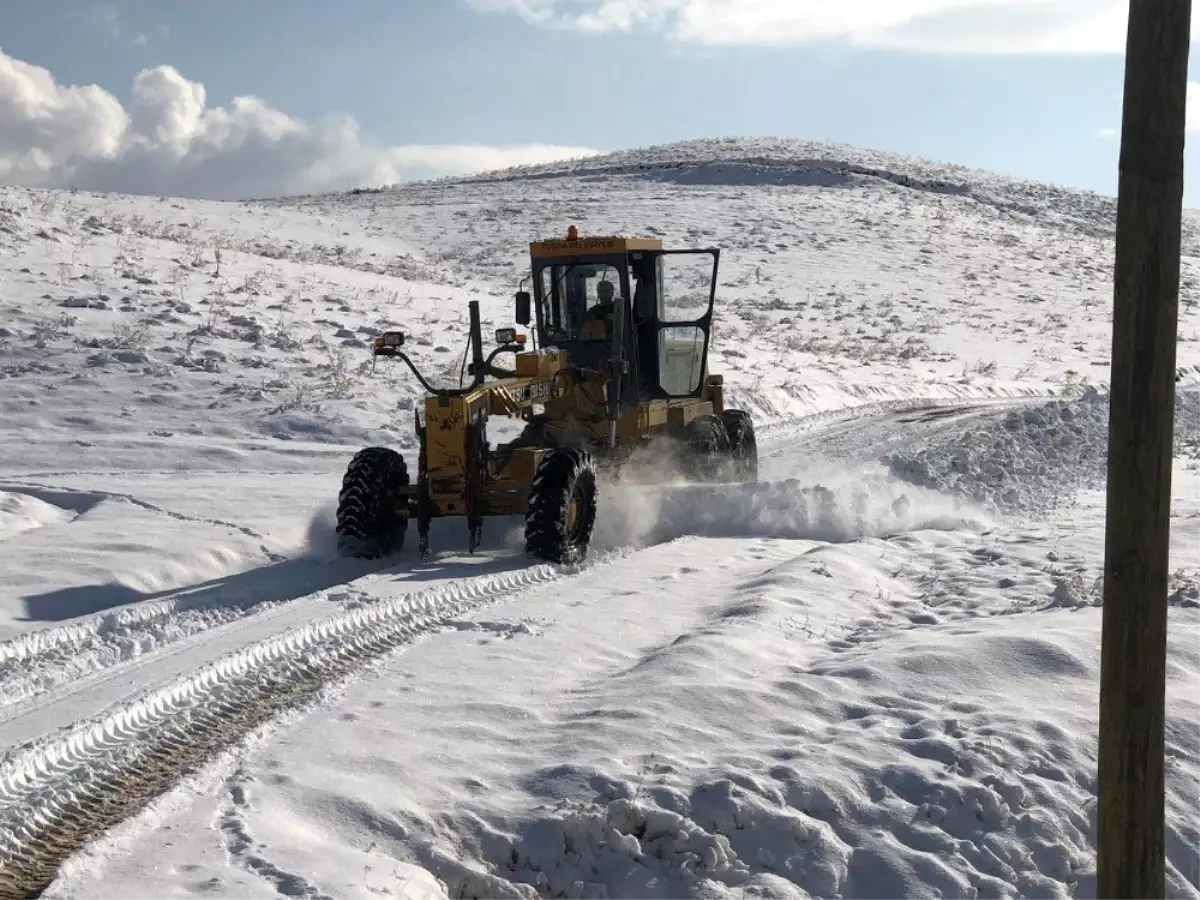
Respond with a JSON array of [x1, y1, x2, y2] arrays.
[[269, 138, 1200, 414], [0, 138, 1197, 899]]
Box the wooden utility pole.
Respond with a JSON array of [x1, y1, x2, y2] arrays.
[[1098, 0, 1191, 896]]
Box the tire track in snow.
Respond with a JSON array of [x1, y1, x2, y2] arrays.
[[0, 395, 1055, 897], [0, 410, 820, 705], [0, 557, 388, 714], [0, 557, 595, 900]]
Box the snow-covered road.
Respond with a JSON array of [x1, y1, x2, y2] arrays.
[[1, 392, 1196, 899], [0, 399, 1021, 897]]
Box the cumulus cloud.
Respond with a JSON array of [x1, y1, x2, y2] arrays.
[[0, 47, 599, 200], [467, 0, 1195, 53]]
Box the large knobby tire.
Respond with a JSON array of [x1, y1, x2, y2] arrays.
[[525, 448, 598, 565], [336, 446, 410, 559], [720, 409, 758, 482], [681, 414, 731, 482]]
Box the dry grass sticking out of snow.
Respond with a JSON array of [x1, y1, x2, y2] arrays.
[[270, 139, 1200, 418], [3, 136, 1200, 474], [2, 138, 1198, 900], [0, 186, 491, 467], [10, 134, 1187, 640]]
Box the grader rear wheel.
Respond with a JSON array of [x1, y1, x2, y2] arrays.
[[680, 414, 731, 482], [720, 409, 758, 481]]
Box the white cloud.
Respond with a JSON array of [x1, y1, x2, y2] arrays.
[[74, 3, 153, 48], [467, 0, 1195, 54], [0, 48, 599, 200]]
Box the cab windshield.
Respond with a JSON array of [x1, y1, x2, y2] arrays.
[[538, 263, 623, 342]]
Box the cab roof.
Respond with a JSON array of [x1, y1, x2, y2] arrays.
[[529, 230, 663, 259]]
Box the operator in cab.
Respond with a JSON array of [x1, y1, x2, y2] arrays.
[[580, 278, 618, 339]]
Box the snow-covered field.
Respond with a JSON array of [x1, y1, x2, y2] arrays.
[[0, 138, 1197, 899]]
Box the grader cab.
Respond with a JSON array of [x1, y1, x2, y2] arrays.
[[335, 227, 757, 565]]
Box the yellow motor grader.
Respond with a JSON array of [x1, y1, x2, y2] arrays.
[[335, 226, 758, 564]]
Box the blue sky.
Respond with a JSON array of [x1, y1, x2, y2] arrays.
[[0, 0, 1197, 203]]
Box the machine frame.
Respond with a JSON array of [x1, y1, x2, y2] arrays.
[[335, 227, 757, 565]]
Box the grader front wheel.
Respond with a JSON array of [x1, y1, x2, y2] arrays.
[[336, 446, 410, 559], [525, 448, 598, 565]]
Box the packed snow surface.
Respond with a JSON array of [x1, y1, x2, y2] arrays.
[[0, 138, 1196, 899]]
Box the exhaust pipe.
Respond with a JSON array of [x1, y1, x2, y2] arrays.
[[468, 300, 485, 378]]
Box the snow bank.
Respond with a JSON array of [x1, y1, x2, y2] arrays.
[[0, 489, 77, 540], [884, 388, 1200, 516], [440, 615, 1195, 900], [397, 539, 1198, 900]]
